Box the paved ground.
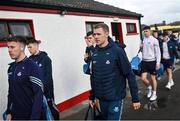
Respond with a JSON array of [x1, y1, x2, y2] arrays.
[[122, 68, 180, 120], [61, 63, 180, 120]]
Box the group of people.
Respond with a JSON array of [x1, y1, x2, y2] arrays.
[[140, 26, 179, 103], [5, 37, 59, 120], [4, 22, 179, 120], [84, 23, 180, 120]]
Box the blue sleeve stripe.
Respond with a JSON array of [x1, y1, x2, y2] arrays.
[[29, 76, 44, 91]]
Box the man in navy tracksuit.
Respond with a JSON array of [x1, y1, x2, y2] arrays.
[[27, 38, 59, 120], [159, 32, 179, 90], [6, 37, 44, 120], [90, 23, 140, 120]]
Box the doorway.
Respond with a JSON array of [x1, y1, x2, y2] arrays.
[[111, 23, 124, 44]]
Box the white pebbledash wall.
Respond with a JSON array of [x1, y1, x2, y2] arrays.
[[0, 10, 141, 117]]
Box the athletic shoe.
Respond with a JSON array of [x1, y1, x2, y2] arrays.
[[157, 76, 161, 81], [166, 81, 174, 90], [150, 94, 157, 101], [170, 80, 174, 86], [166, 81, 171, 89], [147, 90, 152, 98]]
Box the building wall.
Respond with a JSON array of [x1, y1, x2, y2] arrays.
[[0, 10, 141, 116]]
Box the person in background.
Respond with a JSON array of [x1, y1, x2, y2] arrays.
[[152, 30, 158, 39], [158, 33, 164, 42], [6, 36, 44, 120], [90, 23, 140, 120], [178, 30, 180, 51], [27, 38, 59, 120], [84, 31, 96, 63], [84, 31, 101, 111], [168, 29, 178, 47], [178, 30, 180, 42], [140, 26, 161, 101], [160, 32, 179, 90]]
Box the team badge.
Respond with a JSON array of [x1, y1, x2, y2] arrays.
[[113, 107, 119, 112], [106, 60, 110, 64], [17, 72, 22, 76]]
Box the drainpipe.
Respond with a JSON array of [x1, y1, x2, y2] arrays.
[[138, 16, 143, 41]]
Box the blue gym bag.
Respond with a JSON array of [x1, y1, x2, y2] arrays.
[[130, 48, 142, 76], [156, 63, 164, 78], [83, 62, 91, 75]]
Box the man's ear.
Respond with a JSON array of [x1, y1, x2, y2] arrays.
[[105, 31, 109, 38], [20, 43, 25, 51]]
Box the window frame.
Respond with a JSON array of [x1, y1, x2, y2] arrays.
[[0, 18, 35, 47], [126, 23, 138, 35], [85, 21, 103, 33]]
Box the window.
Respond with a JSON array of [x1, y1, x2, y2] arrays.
[[85, 22, 103, 33], [9, 22, 33, 37], [0, 20, 34, 47], [126, 23, 137, 34], [0, 22, 9, 40]]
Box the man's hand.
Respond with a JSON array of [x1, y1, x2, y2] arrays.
[[84, 53, 89, 61], [85, 36, 93, 47], [156, 63, 160, 70], [140, 43, 143, 48], [132, 102, 141, 110], [89, 100, 94, 108], [175, 59, 180, 63], [6, 114, 12, 121]]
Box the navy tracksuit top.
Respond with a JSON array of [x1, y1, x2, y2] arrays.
[[29, 51, 54, 100], [6, 57, 44, 120], [91, 39, 139, 102], [159, 40, 179, 61]]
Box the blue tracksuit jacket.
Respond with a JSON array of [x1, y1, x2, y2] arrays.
[[29, 51, 54, 100], [6, 57, 44, 120], [91, 39, 139, 102], [159, 39, 179, 61]]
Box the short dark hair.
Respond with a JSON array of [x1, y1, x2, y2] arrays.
[[86, 31, 93, 37], [153, 30, 158, 33], [6, 36, 27, 45], [26, 38, 41, 45], [94, 23, 109, 32], [162, 31, 169, 37], [143, 26, 151, 30], [158, 32, 163, 36]]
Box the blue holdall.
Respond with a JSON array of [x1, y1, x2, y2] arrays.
[[43, 95, 53, 121], [83, 62, 91, 75], [131, 55, 141, 70], [130, 49, 142, 76], [156, 63, 164, 78], [2, 111, 6, 121]]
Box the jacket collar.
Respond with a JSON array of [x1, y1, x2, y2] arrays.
[[97, 37, 114, 51]]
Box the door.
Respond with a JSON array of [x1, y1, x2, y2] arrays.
[[111, 23, 124, 44]]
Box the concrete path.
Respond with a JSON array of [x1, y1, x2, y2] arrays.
[[61, 63, 180, 120]]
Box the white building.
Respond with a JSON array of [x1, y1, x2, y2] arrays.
[[0, 0, 143, 115]]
